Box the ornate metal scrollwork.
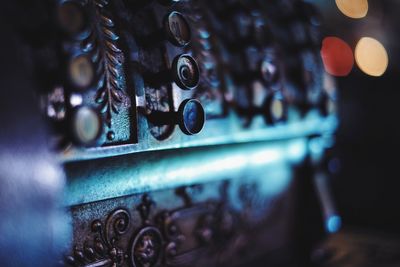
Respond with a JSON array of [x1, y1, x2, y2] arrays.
[[130, 195, 164, 267], [65, 183, 252, 267], [130, 226, 163, 267], [65, 208, 130, 267], [91, 0, 130, 127], [66, 0, 130, 128]]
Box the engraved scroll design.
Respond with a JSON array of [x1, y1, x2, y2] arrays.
[[83, 0, 129, 127], [65, 195, 164, 267], [130, 195, 164, 267], [65, 209, 130, 267], [65, 184, 243, 267]]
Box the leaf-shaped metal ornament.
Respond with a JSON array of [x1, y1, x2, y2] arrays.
[[79, 0, 129, 128]]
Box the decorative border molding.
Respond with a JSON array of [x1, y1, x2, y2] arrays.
[[65, 182, 251, 267]]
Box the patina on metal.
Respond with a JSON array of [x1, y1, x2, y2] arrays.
[[0, 0, 337, 266]]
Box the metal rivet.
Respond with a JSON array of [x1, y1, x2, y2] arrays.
[[107, 130, 115, 141]]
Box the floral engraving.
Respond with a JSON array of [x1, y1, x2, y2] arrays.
[[82, 0, 130, 127]]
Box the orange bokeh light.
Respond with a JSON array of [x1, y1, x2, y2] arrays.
[[335, 0, 368, 19], [355, 37, 388, 77]]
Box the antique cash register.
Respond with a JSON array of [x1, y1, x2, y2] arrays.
[[0, 0, 337, 266]]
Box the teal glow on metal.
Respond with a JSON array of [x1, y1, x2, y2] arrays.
[[64, 138, 308, 206], [60, 114, 337, 162]]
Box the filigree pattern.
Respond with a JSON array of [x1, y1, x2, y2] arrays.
[[65, 209, 130, 267], [130, 195, 163, 267], [65, 185, 245, 267], [82, 0, 129, 127]]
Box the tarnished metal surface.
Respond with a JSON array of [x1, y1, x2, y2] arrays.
[[65, 172, 298, 267], [18, 0, 336, 161], [1, 0, 337, 266], [64, 138, 308, 206]]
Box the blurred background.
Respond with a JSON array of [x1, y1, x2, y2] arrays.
[[314, 0, 400, 232], [308, 0, 400, 265]]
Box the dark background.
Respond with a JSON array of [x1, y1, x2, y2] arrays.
[[313, 0, 400, 234]]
